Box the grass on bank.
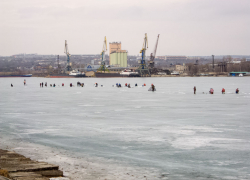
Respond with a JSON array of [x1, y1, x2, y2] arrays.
[[0, 169, 10, 178]]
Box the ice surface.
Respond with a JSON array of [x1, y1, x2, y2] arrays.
[[1, 77, 250, 180]]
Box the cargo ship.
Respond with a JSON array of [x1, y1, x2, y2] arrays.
[[49, 70, 85, 78], [95, 72, 122, 78], [120, 70, 140, 77], [0, 74, 32, 77], [95, 70, 140, 78]]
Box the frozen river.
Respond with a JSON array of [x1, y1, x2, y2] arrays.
[[0, 77, 250, 180]]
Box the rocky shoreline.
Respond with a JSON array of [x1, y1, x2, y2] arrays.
[[0, 149, 64, 180]]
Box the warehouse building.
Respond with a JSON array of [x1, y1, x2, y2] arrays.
[[109, 42, 127, 67]]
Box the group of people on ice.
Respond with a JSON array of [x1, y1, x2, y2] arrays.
[[77, 81, 84, 87], [193, 86, 240, 94], [11, 80, 157, 92], [113, 83, 155, 91]]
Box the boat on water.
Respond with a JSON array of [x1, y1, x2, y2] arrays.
[[49, 70, 85, 78], [171, 71, 180, 75], [0, 74, 32, 78], [69, 70, 85, 77], [120, 69, 140, 77], [95, 70, 140, 78], [95, 72, 122, 78]]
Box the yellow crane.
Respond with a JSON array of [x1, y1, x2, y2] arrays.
[[101, 36, 107, 62], [98, 36, 109, 72], [140, 33, 148, 54]]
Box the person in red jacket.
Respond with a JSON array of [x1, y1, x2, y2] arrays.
[[222, 88, 225, 94], [209, 88, 214, 94]]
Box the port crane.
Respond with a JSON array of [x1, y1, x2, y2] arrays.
[[98, 36, 109, 72], [64, 40, 72, 71], [149, 34, 160, 69], [137, 33, 150, 76]]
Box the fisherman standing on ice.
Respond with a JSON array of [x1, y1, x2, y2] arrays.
[[209, 88, 214, 94], [222, 88, 225, 94], [236, 88, 239, 94], [24, 79, 26, 86], [194, 86, 196, 94], [151, 84, 155, 91]]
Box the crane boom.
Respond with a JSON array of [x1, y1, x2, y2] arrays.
[[101, 36, 107, 62], [140, 33, 148, 53], [139, 33, 148, 69], [98, 36, 109, 72], [64, 40, 71, 71], [151, 34, 160, 61], [149, 34, 160, 68]]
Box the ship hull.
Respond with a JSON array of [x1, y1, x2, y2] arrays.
[[95, 73, 122, 78], [95, 72, 140, 78], [49, 74, 86, 78], [0, 74, 32, 77]]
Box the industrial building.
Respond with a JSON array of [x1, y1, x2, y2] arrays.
[[110, 50, 127, 67], [109, 42, 127, 67], [175, 64, 188, 73], [109, 42, 121, 55]]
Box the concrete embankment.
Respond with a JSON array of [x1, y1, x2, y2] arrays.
[[0, 149, 64, 180]]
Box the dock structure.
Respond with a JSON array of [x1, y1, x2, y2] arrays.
[[0, 149, 63, 180]]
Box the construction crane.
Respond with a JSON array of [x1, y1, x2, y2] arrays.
[[140, 33, 148, 69], [137, 33, 150, 76], [149, 34, 160, 69], [101, 36, 107, 62], [98, 36, 109, 72], [64, 40, 72, 71]]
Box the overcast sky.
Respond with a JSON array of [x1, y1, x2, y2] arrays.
[[0, 0, 249, 56]]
